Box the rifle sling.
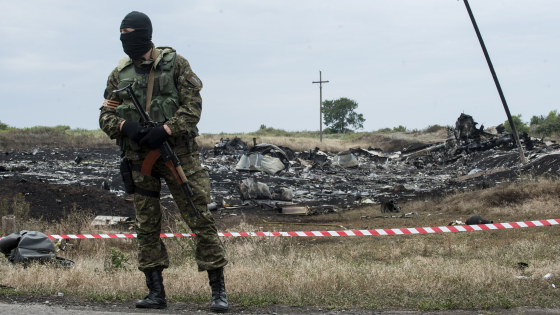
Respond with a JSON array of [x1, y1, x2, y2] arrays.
[[145, 48, 159, 113]]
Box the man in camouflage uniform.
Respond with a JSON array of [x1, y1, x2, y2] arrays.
[[99, 11, 228, 312]]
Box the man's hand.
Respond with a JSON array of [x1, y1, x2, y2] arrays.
[[120, 121, 145, 142], [139, 125, 170, 149]]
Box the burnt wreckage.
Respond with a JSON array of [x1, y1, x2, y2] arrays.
[[0, 114, 559, 218], [203, 114, 559, 214]]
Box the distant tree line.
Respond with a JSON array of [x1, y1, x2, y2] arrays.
[[0, 122, 71, 132], [377, 125, 408, 133], [504, 110, 560, 138]]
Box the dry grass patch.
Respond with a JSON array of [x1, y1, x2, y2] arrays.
[[0, 128, 113, 150], [197, 133, 356, 152], [196, 129, 448, 153]]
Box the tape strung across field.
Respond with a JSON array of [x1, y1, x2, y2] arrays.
[[24, 218, 559, 240]]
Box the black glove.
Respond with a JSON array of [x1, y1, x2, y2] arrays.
[[121, 121, 145, 142], [139, 125, 169, 149]]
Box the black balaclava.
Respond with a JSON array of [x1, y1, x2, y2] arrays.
[[120, 11, 153, 60]]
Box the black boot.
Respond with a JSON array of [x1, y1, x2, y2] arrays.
[[136, 269, 167, 309], [208, 267, 229, 313]]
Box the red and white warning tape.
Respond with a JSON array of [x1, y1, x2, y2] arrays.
[[14, 218, 558, 240]]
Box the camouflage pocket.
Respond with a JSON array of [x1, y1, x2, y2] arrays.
[[178, 152, 204, 177], [148, 98, 164, 122], [115, 103, 141, 123], [149, 97, 179, 123]]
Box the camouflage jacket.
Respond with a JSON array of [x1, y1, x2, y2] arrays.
[[99, 46, 203, 159]]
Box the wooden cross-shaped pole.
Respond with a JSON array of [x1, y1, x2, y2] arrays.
[[312, 70, 329, 142]]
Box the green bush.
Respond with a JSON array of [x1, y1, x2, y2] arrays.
[[530, 110, 560, 137], [504, 114, 529, 134], [392, 125, 407, 132], [105, 247, 130, 272]]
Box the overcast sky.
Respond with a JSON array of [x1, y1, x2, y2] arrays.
[[1, 0, 558, 134]]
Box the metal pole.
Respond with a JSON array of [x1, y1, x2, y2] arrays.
[[463, 0, 526, 164], [312, 71, 329, 142], [319, 71, 323, 142]]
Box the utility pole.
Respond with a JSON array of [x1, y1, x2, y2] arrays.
[[462, 0, 526, 164], [312, 70, 329, 142]]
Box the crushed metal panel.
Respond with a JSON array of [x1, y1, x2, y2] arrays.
[[297, 148, 330, 166], [312, 150, 330, 166], [236, 153, 264, 172], [214, 137, 248, 155], [249, 143, 290, 167], [350, 147, 401, 161], [281, 206, 309, 215], [453, 113, 494, 143], [272, 187, 293, 201], [452, 167, 508, 182], [357, 198, 375, 205], [454, 113, 478, 141], [261, 155, 286, 174], [236, 153, 286, 174], [295, 158, 312, 167], [401, 143, 446, 159], [239, 177, 272, 200], [333, 151, 359, 168]]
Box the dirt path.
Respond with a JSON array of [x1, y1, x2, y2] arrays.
[[0, 301, 558, 315]]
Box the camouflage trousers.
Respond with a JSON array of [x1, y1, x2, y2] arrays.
[[131, 151, 227, 272]]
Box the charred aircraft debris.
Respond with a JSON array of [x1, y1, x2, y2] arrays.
[[203, 113, 559, 215], [0, 114, 559, 218]]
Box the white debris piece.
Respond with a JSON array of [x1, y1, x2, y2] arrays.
[[91, 215, 132, 226]]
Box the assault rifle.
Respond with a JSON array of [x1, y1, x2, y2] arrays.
[[113, 84, 201, 218]]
